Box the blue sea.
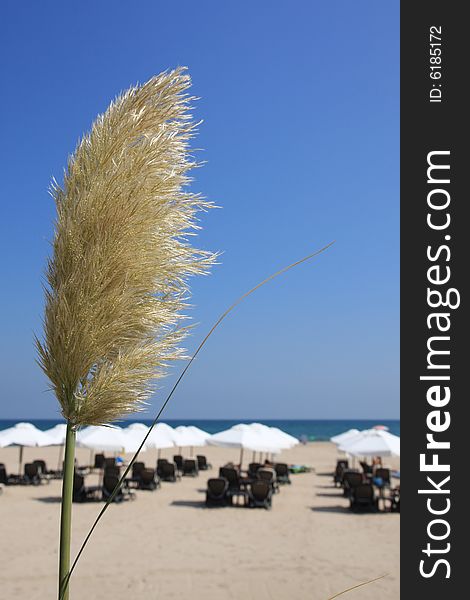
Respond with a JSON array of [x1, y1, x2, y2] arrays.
[[0, 419, 400, 441]]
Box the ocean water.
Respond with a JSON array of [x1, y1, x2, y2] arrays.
[[0, 418, 400, 441]]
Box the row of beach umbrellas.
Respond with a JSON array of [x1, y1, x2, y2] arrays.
[[0, 421, 300, 471], [330, 426, 400, 457]]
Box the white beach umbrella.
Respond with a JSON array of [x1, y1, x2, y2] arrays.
[[330, 428, 360, 446], [174, 426, 209, 450], [185, 426, 211, 445], [249, 423, 298, 449], [44, 423, 68, 471], [44, 424, 68, 445], [0, 422, 53, 473], [339, 429, 400, 458], [77, 425, 142, 453], [208, 425, 282, 466], [145, 422, 177, 450]]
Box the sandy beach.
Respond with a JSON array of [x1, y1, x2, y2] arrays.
[[0, 442, 399, 600]]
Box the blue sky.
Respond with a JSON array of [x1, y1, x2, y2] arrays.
[[0, 1, 399, 420]]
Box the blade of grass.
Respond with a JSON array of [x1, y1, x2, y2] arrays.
[[327, 574, 388, 599], [59, 240, 335, 598]]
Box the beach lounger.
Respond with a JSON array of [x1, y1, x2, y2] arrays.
[[248, 463, 262, 478], [349, 483, 379, 512], [104, 457, 117, 469], [257, 468, 279, 493], [373, 468, 391, 489], [23, 463, 42, 485], [156, 458, 168, 477], [219, 467, 248, 504], [0, 463, 21, 485], [360, 461, 373, 476], [333, 464, 346, 486], [93, 453, 105, 470], [73, 473, 101, 502], [249, 479, 273, 510], [159, 461, 179, 482], [137, 468, 160, 491], [342, 471, 363, 497], [173, 455, 184, 472], [182, 459, 198, 477], [219, 467, 240, 492], [102, 474, 135, 503], [33, 459, 59, 481], [205, 477, 229, 507], [196, 455, 212, 470], [104, 465, 121, 478], [274, 463, 291, 485]]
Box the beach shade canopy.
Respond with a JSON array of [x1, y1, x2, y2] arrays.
[[44, 424, 68, 445], [248, 423, 298, 449], [0, 422, 54, 474], [208, 424, 281, 453], [339, 429, 400, 458], [0, 422, 53, 447], [145, 422, 177, 450], [0, 432, 12, 447], [330, 428, 360, 446], [174, 425, 210, 448], [76, 425, 144, 453]]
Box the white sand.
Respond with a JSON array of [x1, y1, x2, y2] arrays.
[[0, 442, 399, 599]]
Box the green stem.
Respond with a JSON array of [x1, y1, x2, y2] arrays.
[[58, 423, 76, 600]]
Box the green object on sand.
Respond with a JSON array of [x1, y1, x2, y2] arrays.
[[289, 464, 312, 474]]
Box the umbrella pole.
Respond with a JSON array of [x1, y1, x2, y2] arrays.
[[239, 447, 244, 470], [157, 448, 161, 460], [58, 423, 76, 600], [18, 446, 24, 476]]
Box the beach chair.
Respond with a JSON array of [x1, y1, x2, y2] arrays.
[[257, 468, 279, 493], [249, 479, 273, 510], [138, 468, 160, 491], [342, 471, 363, 497], [205, 477, 229, 507], [156, 458, 169, 477], [33, 459, 58, 482], [219, 467, 248, 504], [0, 463, 21, 485], [0, 464, 7, 485], [132, 461, 145, 480], [196, 455, 212, 470], [93, 453, 105, 470], [219, 467, 240, 492], [23, 463, 42, 485], [104, 465, 121, 478], [337, 459, 349, 470], [73, 473, 101, 502], [182, 459, 198, 477], [373, 468, 391, 488], [248, 463, 262, 478], [360, 461, 373, 477], [333, 464, 346, 487], [159, 461, 179, 482], [104, 457, 116, 469], [102, 474, 135, 503], [274, 463, 291, 485], [173, 455, 184, 473], [349, 483, 379, 512]]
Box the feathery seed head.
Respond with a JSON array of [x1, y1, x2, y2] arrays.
[[36, 68, 216, 426]]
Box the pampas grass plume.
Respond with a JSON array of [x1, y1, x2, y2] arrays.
[[36, 67, 216, 427]]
